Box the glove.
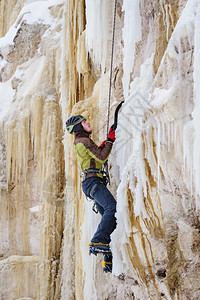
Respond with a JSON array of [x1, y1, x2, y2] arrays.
[[99, 140, 106, 149], [108, 126, 116, 142]]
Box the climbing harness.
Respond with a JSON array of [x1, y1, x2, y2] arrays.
[[102, 162, 110, 186], [82, 169, 107, 213], [82, 168, 103, 179], [89, 182, 100, 214], [84, 181, 99, 214], [81, 168, 106, 182]]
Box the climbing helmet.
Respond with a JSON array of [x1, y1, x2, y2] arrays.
[[66, 115, 86, 133]]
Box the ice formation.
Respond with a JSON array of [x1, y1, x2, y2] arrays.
[[122, 0, 141, 99], [1, 0, 200, 299]]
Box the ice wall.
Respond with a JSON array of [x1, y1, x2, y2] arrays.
[[1, 0, 200, 300], [112, 0, 200, 299], [0, 1, 65, 299], [0, 0, 25, 37]]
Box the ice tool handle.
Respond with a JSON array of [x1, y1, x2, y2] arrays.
[[110, 101, 124, 131]]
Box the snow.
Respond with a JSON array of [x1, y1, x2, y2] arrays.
[[0, 0, 64, 47], [19, 0, 64, 24], [0, 80, 15, 121], [0, 0, 64, 122], [29, 205, 40, 212]]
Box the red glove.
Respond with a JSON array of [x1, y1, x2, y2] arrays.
[[108, 127, 116, 142], [99, 140, 106, 148]]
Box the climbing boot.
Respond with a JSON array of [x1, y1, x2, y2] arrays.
[[102, 254, 112, 273], [88, 243, 112, 255]]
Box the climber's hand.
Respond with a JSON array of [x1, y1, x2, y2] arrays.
[[99, 140, 107, 149], [108, 126, 116, 142]]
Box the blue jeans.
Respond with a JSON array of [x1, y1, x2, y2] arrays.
[[82, 176, 116, 244]]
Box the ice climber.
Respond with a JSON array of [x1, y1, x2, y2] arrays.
[[66, 115, 117, 256]]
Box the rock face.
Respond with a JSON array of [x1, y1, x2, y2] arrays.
[[0, 0, 200, 300]]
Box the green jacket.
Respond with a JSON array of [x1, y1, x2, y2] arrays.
[[73, 132, 113, 178]]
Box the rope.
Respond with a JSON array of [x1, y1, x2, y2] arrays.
[[106, 0, 117, 137], [103, 0, 117, 186]]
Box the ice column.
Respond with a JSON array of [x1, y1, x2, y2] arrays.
[[122, 0, 141, 99], [192, 3, 200, 205], [85, 0, 109, 72]]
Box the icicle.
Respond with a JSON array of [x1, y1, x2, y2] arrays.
[[160, 1, 174, 41], [122, 0, 141, 99], [192, 3, 200, 209], [168, 4, 174, 31], [161, 121, 165, 146], [183, 120, 194, 196], [85, 0, 109, 71], [157, 121, 161, 192]]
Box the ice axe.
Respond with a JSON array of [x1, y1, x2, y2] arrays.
[[104, 100, 124, 185], [111, 101, 124, 130]]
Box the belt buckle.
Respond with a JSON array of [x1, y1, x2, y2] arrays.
[[81, 172, 86, 181]]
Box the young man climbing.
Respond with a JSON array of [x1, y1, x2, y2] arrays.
[[66, 115, 116, 271]]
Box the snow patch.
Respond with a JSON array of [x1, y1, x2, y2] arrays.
[[29, 205, 40, 212], [0, 0, 64, 47], [0, 80, 15, 121]]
